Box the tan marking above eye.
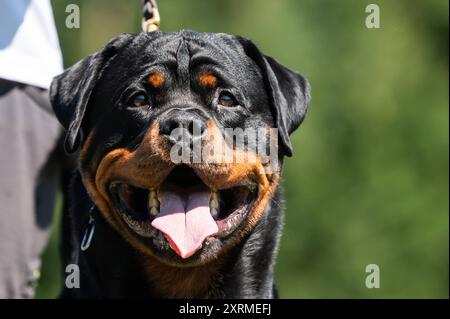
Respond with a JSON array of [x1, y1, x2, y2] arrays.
[[149, 72, 165, 88], [199, 72, 218, 88]]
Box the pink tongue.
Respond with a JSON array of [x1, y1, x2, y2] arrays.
[[151, 191, 218, 259]]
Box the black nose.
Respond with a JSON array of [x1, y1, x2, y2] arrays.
[[159, 112, 207, 144]]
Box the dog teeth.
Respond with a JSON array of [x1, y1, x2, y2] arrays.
[[210, 207, 219, 219], [148, 189, 160, 216], [210, 192, 219, 218], [150, 207, 159, 217], [210, 192, 219, 208]]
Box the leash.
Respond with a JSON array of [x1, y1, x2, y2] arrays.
[[141, 0, 160, 32]]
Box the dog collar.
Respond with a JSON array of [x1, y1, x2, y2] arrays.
[[80, 205, 96, 251]]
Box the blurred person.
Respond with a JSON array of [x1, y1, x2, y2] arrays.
[[0, 0, 63, 298]]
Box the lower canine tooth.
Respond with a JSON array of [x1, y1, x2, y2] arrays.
[[210, 192, 219, 209], [150, 207, 159, 217], [149, 197, 159, 207], [211, 207, 218, 218], [149, 189, 160, 217]]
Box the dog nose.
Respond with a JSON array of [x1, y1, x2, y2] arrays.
[[159, 112, 207, 144]]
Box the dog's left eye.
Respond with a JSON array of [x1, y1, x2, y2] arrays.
[[130, 94, 149, 108], [218, 92, 238, 107]]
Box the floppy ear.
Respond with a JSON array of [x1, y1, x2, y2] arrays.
[[237, 37, 311, 157], [50, 33, 134, 154]]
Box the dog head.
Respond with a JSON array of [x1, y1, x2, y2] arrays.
[[51, 31, 310, 267]]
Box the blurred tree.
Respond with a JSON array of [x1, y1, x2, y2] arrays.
[[36, 0, 448, 298]]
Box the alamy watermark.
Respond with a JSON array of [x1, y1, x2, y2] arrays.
[[365, 264, 380, 289], [168, 126, 279, 173], [365, 4, 381, 29], [65, 262, 382, 290], [65, 264, 80, 289], [65, 4, 80, 29]]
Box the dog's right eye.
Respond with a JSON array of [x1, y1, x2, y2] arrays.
[[130, 94, 149, 108]]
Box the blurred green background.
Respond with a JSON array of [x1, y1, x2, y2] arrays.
[[36, 0, 449, 298]]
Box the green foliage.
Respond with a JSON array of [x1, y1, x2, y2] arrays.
[[36, 0, 448, 298]]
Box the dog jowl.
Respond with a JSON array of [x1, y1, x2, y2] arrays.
[[50, 31, 310, 298]]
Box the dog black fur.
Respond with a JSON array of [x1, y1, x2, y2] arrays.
[[50, 31, 310, 298]]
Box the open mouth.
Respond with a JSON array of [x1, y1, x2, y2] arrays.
[[109, 165, 257, 259]]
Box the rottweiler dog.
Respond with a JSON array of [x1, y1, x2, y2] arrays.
[[50, 30, 310, 298]]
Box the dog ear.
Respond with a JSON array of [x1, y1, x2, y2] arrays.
[[50, 33, 134, 154], [237, 37, 311, 157]]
